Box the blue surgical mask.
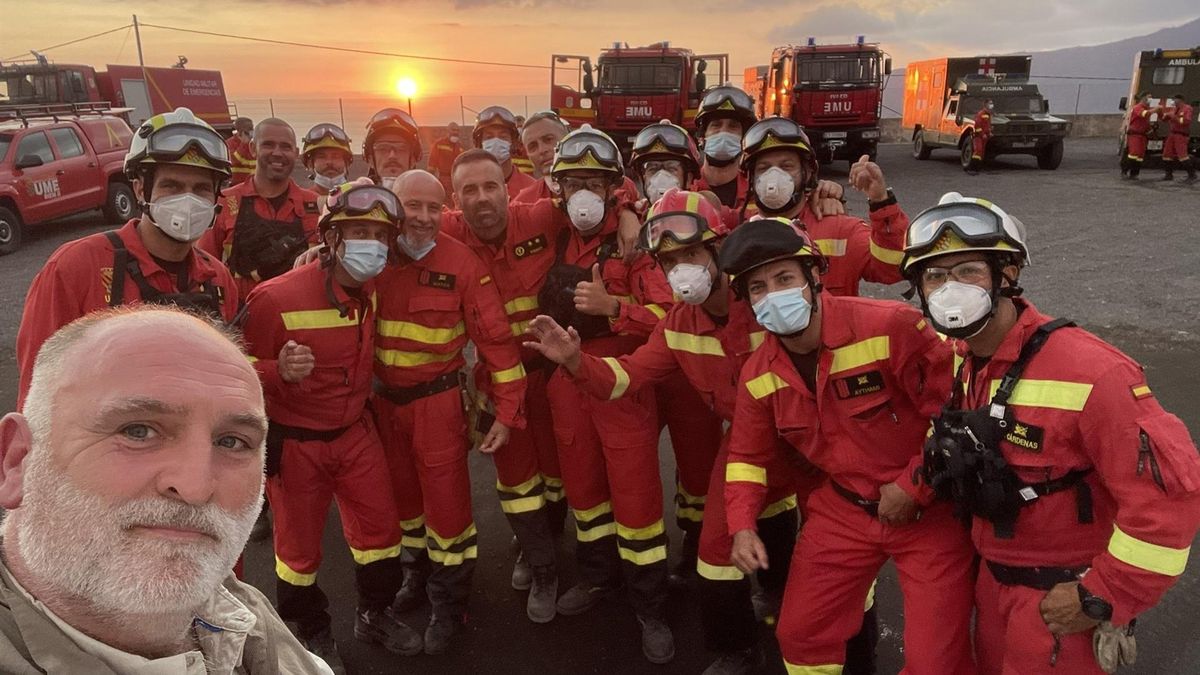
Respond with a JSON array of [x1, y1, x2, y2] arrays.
[[704, 131, 742, 161], [397, 232, 436, 260], [339, 239, 389, 281], [482, 138, 512, 163], [752, 285, 812, 335]]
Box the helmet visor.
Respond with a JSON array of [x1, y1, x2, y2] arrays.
[[368, 108, 418, 132], [743, 117, 808, 150], [557, 132, 620, 164], [633, 124, 691, 155], [477, 106, 517, 127], [907, 203, 1007, 252], [146, 124, 229, 165], [639, 211, 707, 252], [700, 87, 755, 113], [330, 185, 403, 222], [304, 123, 351, 145]]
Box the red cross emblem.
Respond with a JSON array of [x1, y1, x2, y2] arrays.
[[978, 58, 997, 75]]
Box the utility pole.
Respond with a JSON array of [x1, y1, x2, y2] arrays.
[[132, 14, 145, 67]]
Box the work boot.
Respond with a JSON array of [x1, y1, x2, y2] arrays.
[[555, 582, 616, 616], [1161, 172, 1175, 181], [702, 647, 765, 675], [249, 506, 272, 543], [354, 607, 422, 656], [637, 615, 676, 664], [391, 567, 428, 613], [667, 555, 698, 592], [511, 551, 532, 591], [300, 628, 346, 675], [423, 613, 465, 655], [526, 564, 558, 624]]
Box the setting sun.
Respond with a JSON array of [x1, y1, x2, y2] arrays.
[[395, 77, 418, 99]]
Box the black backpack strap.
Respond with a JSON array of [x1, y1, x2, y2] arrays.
[[104, 231, 128, 307], [595, 232, 620, 278], [989, 318, 1075, 416], [553, 227, 572, 264]]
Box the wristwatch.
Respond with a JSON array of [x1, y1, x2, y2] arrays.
[[1077, 582, 1114, 622], [868, 187, 897, 211]]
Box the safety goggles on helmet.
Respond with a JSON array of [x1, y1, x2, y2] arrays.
[[742, 117, 812, 155], [328, 185, 402, 223], [476, 106, 518, 127], [700, 87, 756, 115], [552, 126, 623, 175], [638, 212, 711, 253], [140, 123, 229, 168], [368, 108, 418, 133], [900, 198, 1028, 274], [304, 123, 351, 146], [633, 123, 691, 157]]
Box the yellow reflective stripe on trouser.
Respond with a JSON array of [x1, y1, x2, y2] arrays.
[[350, 543, 403, 565], [829, 336, 890, 375], [987, 379, 1094, 412], [727, 462, 768, 485], [375, 347, 459, 368], [574, 501, 617, 542], [491, 363, 527, 384], [746, 372, 788, 399], [760, 493, 799, 519], [869, 239, 905, 266], [785, 664, 843, 675], [281, 308, 359, 330], [275, 557, 317, 586], [664, 329, 726, 357], [602, 357, 630, 400], [616, 520, 665, 541], [427, 524, 479, 565], [504, 295, 538, 315], [1107, 525, 1190, 576], [675, 483, 706, 523], [496, 474, 546, 514], [697, 558, 745, 581], [376, 319, 465, 345], [617, 520, 667, 565], [813, 238, 847, 257], [543, 475, 565, 502], [400, 515, 427, 549]]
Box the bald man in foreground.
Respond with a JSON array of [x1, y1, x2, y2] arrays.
[[0, 306, 331, 674]]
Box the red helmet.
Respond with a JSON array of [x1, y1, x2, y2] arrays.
[[472, 105, 521, 145], [364, 108, 422, 162], [629, 120, 701, 178], [638, 188, 725, 254]]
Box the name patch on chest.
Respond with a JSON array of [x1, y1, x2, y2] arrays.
[[303, 200, 319, 214], [420, 270, 457, 290], [1004, 420, 1045, 453], [513, 234, 547, 259], [834, 370, 885, 399]]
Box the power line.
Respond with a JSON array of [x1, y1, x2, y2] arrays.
[[138, 22, 551, 71], [3, 25, 133, 63]]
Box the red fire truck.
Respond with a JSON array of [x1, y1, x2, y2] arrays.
[[550, 42, 728, 152], [0, 59, 236, 135], [745, 37, 891, 169]]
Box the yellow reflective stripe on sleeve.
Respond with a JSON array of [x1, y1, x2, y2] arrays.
[[813, 238, 848, 257], [349, 543, 403, 565], [504, 295, 539, 316], [645, 303, 667, 319], [246, 355, 259, 363], [664, 329, 726, 356], [602, 357, 630, 399], [491, 363, 527, 384], [617, 544, 668, 565], [275, 557, 317, 586], [1132, 385, 1153, 400], [987, 379, 1094, 412], [746, 372, 789, 399], [869, 240, 905, 266], [1107, 525, 1190, 576], [786, 662, 844, 675], [829, 336, 890, 375], [726, 462, 767, 485], [374, 348, 459, 368], [760, 494, 798, 519], [697, 559, 746, 581], [616, 520, 665, 541], [376, 319, 465, 345], [281, 308, 358, 331], [749, 331, 766, 350]]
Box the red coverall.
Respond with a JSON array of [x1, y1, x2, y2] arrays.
[[440, 199, 569, 566], [198, 178, 321, 300], [546, 209, 676, 619], [15, 218, 238, 408], [1163, 102, 1194, 162], [973, 107, 993, 163], [240, 262, 403, 640], [952, 300, 1200, 675], [794, 200, 910, 297], [373, 231, 527, 618], [428, 135, 464, 193], [225, 134, 256, 185], [1124, 101, 1155, 170], [691, 173, 751, 230], [505, 167, 538, 200], [727, 295, 976, 675]]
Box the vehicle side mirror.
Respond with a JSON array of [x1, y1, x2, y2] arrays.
[[695, 71, 707, 93], [583, 59, 595, 94], [1118, 96, 1128, 111], [1042, 100, 1050, 113], [15, 154, 44, 170], [884, 58, 893, 76], [956, 113, 964, 126]]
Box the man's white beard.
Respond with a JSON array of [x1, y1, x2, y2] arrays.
[[14, 444, 262, 616]]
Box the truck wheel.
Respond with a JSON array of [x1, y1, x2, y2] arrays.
[[103, 182, 138, 223], [960, 133, 975, 169], [912, 131, 932, 160], [1037, 140, 1064, 170], [0, 206, 23, 256]]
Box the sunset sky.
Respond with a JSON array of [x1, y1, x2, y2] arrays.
[[4, 1, 1197, 130]]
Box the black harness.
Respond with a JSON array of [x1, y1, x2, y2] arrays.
[[226, 195, 310, 282], [536, 228, 620, 341], [104, 231, 223, 319], [924, 318, 1094, 539]]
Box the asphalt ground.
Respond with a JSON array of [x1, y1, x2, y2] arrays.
[[2, 138, 1198, 674]]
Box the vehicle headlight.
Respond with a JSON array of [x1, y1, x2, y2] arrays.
[[861, 130, 880, 139]]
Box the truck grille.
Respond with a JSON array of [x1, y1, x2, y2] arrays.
[[997, 123, 1042, 136]]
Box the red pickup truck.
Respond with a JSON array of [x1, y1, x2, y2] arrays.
[[0, 106, 136, 254]]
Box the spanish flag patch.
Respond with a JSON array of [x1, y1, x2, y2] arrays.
[[1131, 384, 1153, 400]]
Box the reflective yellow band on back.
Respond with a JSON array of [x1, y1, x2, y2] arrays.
[[491, 363, 527, 384], [664, 329, 726, 357], [377, 319, 465, 345], [785, 663, 843, 675], [698, 559, 746, 581], [616, 520, 665, 541], [1107, 525, 1190, 576], [504, 295, 539, 316], [987, 379, 1094, 412], [727, 462, 768, 485], [645, 304, 667, 319], [869, 240, 905, 266], [813, 238, 848, 257], [603, 357, 630, 399], [618, 544, 668, 565], [350, 543, 403, 565], [282, 308, 358, 331], [746, 372, 789, 399], [760, 494, 799, 519], [275, 557, 317, 586], [573, 501, 613, 523], [375, 347, 459, 368], [829, 336, 890, 375]]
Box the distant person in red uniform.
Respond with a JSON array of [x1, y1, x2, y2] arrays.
[[226, 116, 256, 185], [428, 122, 465, 193], [966, 99, 993, 175], [1161, 93, 1196, 182], [473, 106, 536, 199], [1121, 92, 1159, 180]]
